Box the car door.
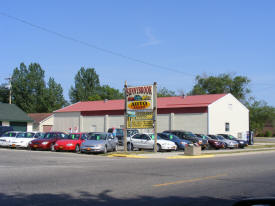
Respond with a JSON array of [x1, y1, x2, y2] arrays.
[[140, 134, 152, 149], [131, 134, 142, 148]]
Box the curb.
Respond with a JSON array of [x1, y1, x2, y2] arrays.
[[166, 154, 215, 159]]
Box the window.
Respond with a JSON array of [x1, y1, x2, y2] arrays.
[[132, 134, 141, 139], [225, 123, 230, 132]]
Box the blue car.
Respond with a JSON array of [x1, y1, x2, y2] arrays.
[[158, 133, 191, 150]]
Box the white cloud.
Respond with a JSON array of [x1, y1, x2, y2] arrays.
[[139, 27, 160, 47]]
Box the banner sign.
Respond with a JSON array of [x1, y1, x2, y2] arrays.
[[126, 85, 153, 110], [127, 111, 154, 129]]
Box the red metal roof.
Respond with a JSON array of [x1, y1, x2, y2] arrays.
[[55, 94, 227, 113]]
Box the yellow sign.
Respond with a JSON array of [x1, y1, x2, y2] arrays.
[[127, 112, 154, 129], [128, 101, 151, 110]]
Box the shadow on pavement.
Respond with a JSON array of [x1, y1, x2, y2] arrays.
[[0, 190, 246, 206]]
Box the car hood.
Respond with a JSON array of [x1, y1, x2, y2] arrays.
[[157, 139, 176, 146], [56, 139, 79, 145], [12, 138, 34, 143], [31, 138, 55, 143], [82, 140, 106, 146]]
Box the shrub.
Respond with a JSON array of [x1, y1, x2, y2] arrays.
[[265, 130, 272, 137]]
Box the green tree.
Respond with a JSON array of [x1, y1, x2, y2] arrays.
[[96, 85, 123, 100], [0, 84, 9, 103], [69, 67, 100, 103], [246, 99, 275, 135], [11, 62, 67, 113], [46, 77, 68, 112], [157, 87, 176, 97], [189, 73, 251, 101]]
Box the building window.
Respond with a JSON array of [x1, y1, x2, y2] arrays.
[[225, 123, 230, 132]]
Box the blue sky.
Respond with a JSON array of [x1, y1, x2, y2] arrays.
[[0, 0, 274, 105]]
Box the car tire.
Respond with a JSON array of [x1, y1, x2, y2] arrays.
[[75, 144, 80, 153], [156, 144, 161, 152], [50, 144, 55, 152], [113, 144, 118, 152], [103, 145, 107, 154]]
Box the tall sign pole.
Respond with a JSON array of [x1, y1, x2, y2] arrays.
[[123, 81, 128, 152], [153, 82, 158, 152]]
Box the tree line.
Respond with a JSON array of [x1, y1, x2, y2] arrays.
[[0, 62, 274, 135]]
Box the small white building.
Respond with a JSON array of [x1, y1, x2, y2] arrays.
[[53, 94, 249, 139], [28, 113, 54, 132]]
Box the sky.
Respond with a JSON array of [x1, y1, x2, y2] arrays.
[[0, 0, 274, 105]]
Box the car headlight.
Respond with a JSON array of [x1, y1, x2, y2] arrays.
[[180, 142, 186, 145], [66, 143, 73, 146], [240, 141, 244, 144], [42, 142, 49, 145]]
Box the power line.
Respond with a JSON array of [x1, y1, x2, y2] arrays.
[[0, 12, 195, 77]]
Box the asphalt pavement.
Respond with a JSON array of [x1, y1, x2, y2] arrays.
[[0, 148, 275, 206]]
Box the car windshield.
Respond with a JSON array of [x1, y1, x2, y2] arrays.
[[67, 134, 80, 140], [217, 136, 225, 140], [34, 133, 45, 138], [16, 132, 35, 138], [3, 132, 17, 137], [43, 133, 64, 139], [127, 130, 138, 137], [159, 133, 178, 140], [88, 133, 107, 140], [148, 134, 162, 140], [229, 135, 236, 139], [184, 132, 197, 138]]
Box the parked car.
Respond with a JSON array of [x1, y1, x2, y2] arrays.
[[208, 135, 238, 149], [80, 132, 118, 154], [54, 133, 89, 152], [0, 126, 13, 136], [0, 131, 23, 147], [196, 134, 225, 150], [8, 132, 38, 148], [218, 134, 248, 148], [158, 133, 191, 150], [29, 132, 67, 151], [128, 133, 177, 152], [107, 128, 139, 145]]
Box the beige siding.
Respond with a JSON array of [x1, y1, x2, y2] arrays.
[[208, 94, 249, 139], [173, 113, 208, 134], [157, 114, 170, 132], [38, 115, 54, 132], [108, 115, 124, 129], [53, 112, 80, 132], [82, 116, 105, 132], [27, 122, 33, 132]]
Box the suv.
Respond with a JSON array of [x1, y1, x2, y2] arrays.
[[108, 128, 139, 145]]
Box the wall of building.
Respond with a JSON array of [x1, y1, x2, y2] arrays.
[[27, 122, 33, 132], [173, 113, 208, 134], [38, 115, 54, 132], [82, 115, 105, 132], [53, 112, 80, 132], [2, 121, 9, 126], [208, 94, 249, 139]]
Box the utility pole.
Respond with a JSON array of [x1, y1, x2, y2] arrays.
[[5, 76, 12, 104], [123, 81, 128, 152], [153, 82, 158, 152]]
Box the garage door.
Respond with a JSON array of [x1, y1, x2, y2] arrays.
[[10, 122, 27, 131], [43, 125, 52, 132]]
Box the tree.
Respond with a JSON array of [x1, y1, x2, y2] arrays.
[[246, 99, 275, 135], [0, 84, 9, 103], [88, 85, 123, 101], [11, 62, 67, 113], [69, 67, 100, 103], [46, 77, 68, 112], [157, 87, 176, 97], [189, 73, 251, 101]]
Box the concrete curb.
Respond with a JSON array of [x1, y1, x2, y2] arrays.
[[166, 154, 215, 159]]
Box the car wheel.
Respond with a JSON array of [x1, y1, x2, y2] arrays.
[[113, 144, 118, 152], [103, 146, 108, 154], [75, 144, 80, 153], [127, 143, 132, 151], [50, 144, 55, 152], [156, 144, 161, 152]]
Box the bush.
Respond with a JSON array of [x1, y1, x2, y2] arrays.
[[265, 130, 272, 137]]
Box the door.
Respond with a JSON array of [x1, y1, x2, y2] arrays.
[[140, 134, 152, 149], [43, 125, 52, 132], [10, 122, 27, 131], [131, 134, 143, 148]]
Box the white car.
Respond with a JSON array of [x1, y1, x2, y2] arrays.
[[0, 131, 24, 147], [128, 133, 177, 152], [9, 132, 43, 148]]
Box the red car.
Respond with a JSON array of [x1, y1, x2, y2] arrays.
[[54, 133, 88, 152], [29, 132, 67, 151]]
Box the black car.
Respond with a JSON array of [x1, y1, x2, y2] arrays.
[[0, 126, 13, 137], [163, 130, 203, 145], [218, 134, 248, 148]]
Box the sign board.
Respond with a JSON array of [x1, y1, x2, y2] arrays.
[[127, 111, 154, 129], [126, 85, 153, 110]]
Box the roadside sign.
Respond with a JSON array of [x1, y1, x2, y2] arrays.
[[126, 85, 153, 110], [127, 111, 153, 129]]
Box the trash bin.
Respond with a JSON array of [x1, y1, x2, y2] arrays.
[[184, 144, 201, 156]]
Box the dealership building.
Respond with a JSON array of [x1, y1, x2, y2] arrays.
[[53, 93, 249, 139]]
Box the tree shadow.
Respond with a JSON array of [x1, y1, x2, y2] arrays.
[[0, 189, 248, 206]]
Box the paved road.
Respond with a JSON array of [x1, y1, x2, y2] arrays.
[[0, 149, 275, 206]]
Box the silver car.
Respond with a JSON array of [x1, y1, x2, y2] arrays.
[[80, 133, 118, 154], [215, 135, 239, 149]]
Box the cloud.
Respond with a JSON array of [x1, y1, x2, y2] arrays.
[[139, 27, 160, 47]]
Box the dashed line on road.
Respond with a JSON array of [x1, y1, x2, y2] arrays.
[[153, 174, 228, 187]]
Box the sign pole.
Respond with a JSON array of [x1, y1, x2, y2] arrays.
[[153, 82, 158, 152], [124, 81, 128, 152]]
